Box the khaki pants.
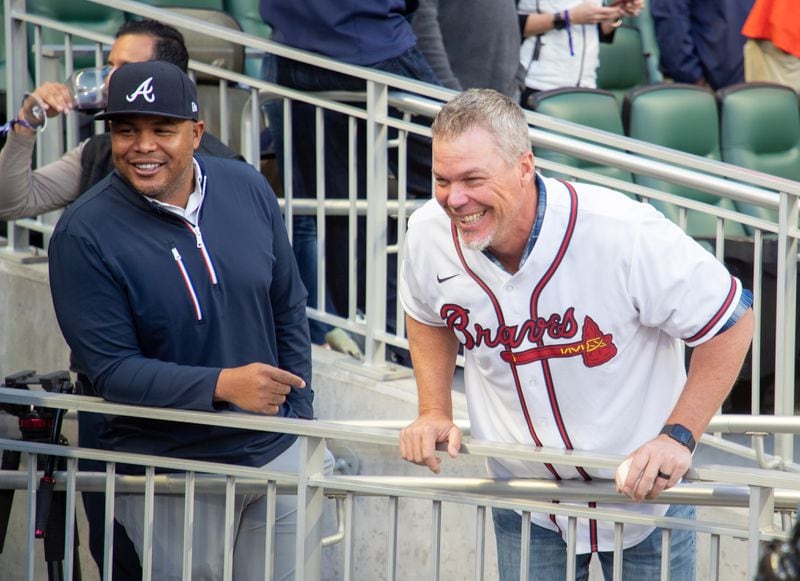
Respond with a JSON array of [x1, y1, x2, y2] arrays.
[[744, 39, 800, 92]]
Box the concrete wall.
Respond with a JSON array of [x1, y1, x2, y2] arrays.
[[0, 257, 70, 385], [0, 256, 92, 580]]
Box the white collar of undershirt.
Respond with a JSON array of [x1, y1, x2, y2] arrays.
[[145, 158, 206, 226]]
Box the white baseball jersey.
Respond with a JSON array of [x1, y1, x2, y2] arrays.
[[400, 177, 743, 553]]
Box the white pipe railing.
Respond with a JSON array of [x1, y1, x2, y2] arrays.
[[0, 389, 797, 580]]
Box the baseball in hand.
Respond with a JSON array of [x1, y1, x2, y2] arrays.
[[615, 457, 632, 490]]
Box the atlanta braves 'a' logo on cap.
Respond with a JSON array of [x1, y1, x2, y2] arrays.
[[96, 61, 198, 122], [125, 77, 156, 104]]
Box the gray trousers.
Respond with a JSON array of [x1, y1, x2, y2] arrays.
[[116, 440, 334, 581]]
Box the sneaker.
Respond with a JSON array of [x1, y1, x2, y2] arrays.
[[324, 328, 363, 360]]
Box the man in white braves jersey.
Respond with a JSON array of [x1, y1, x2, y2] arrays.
[[398, 88, 754, 579]]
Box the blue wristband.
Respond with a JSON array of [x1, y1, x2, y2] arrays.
[[0, 117, 38, 135], [564, 10, 575, 56]]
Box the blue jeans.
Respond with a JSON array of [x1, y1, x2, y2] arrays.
[[291, 214, 332, 344], [262, 49, 439, 329], [492, 504, 696, 580]]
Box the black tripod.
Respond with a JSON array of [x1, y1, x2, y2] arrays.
[[0, 370, 82, 581]]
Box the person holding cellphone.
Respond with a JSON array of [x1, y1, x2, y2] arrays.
[[517, 0, 644, 106]]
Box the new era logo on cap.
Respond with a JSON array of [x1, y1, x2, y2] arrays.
[[96, 61, 199, 122]]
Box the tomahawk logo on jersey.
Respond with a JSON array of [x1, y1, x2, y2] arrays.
[[440, 303, 618, 367]]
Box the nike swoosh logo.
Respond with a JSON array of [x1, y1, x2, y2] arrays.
[[436, 273, 460, 283]]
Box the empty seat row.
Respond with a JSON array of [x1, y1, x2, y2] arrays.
[[528, 82, 800, 238]]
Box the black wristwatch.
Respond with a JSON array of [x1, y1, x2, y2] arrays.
[[660, 424, 696, 453], [552, 11, 567, 30]]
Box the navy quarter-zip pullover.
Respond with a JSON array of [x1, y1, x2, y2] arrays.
[[49, 155, 312, 467]]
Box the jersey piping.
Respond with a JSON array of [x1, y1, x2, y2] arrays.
[[685, 276, 740, 344]]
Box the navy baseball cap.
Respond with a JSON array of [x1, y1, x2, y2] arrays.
[[96, 60, 198, 121]]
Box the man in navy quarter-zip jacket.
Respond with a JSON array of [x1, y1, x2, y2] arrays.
[[0, 22, 242, 579], [48, 61, 316, 580]]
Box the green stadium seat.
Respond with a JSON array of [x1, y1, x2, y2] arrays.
[[622, 83, 747, 238], [165, 8, 249, 154], [597, 25, 647, 104], [717, 82, 800, 224], [225, 0, 271, 78], [168, 8, 244, 77], [28, 1, 125, 72], [526, 87, 633, 184]]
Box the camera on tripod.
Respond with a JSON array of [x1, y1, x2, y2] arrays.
[[0, 369, 82, 581], [1, 370, 71, 443]]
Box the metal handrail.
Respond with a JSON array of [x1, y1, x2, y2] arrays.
[[0, 388, 797, 486]]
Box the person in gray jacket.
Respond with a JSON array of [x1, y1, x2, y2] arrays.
[[412, 0, 524, 99], [0, 19, 238, 221]]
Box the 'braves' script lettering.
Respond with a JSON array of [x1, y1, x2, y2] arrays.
[[440, 304, 578, 350]]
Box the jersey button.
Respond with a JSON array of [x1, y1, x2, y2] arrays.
[[506, 285, 514, 291]]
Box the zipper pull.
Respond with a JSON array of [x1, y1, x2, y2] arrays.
[[191, 225, 203, 249], [171, 248, 182, 261]]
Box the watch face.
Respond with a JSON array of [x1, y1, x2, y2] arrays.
[[662, 424, 696, 452]]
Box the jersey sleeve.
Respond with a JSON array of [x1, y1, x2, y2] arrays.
[[627, 208, 744, 347], [399, 212, 448, 327]]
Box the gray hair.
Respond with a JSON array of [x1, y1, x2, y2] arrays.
[[431, 89, 531, 165]]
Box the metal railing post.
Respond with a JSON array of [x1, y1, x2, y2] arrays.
[[752, 229, 764, 414], [747, 485, 775, 580], [103, 463, 117, 581], [363, 79, 389, 367], [4, 0, 32, 256], [182, 471, 195, 581], [6, 0, 28, 122], [343, 493, 355, 581], [64, 457, 78, 581], [387, 496, 399, 581], [474, 506, 486, 581], [774, 191, 798, 460], [25, 454, 36, 581], [295, 436, 326, 580]]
